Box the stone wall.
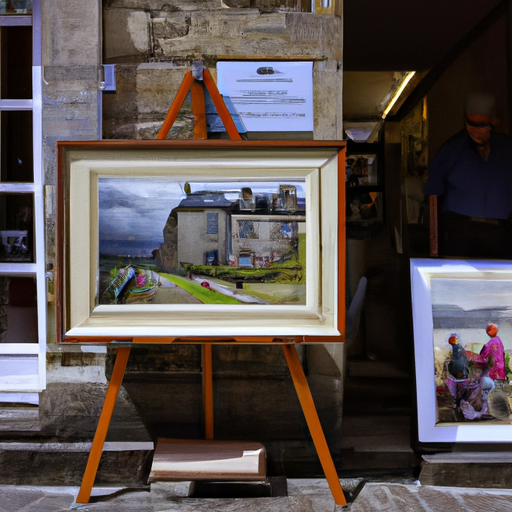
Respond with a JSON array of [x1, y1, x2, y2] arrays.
[[102, 1, 343, 140], [42, 0, 102, 270]]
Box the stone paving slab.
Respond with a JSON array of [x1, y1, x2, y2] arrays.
[[351, 482, 512, 512]]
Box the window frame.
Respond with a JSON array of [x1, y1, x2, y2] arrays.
[[0, 1, 45, 392]]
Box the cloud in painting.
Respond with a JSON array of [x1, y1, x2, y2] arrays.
[[431, 278, 512, 311], [99, 178, 184, 255]]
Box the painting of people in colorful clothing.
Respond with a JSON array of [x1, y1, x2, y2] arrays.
[[431, 275, 512, 425], [436, 325, 512, 423]]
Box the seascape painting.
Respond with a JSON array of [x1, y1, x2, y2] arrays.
[[97, 178, 307, 308]]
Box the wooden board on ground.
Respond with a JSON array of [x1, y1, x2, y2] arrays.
[[149, 438, 267, 482]]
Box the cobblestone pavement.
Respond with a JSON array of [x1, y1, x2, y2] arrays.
[[1, 479, 512, 512]]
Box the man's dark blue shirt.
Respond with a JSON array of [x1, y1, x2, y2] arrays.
[[425, 130, 512, 220]]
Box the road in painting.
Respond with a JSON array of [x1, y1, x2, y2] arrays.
[[97, 177, 307, 307], [431, 276, 512, 425]]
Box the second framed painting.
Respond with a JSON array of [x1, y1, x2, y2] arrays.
[[411, 258, 512, 443]]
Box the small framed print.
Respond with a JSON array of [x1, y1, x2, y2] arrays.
[[411, 258, 512, 443], [56, 140, 346, 343]]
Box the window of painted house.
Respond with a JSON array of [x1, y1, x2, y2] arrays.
[[0, 1, 32, 14], [206, 213, 218, 235], [0, 0, 45, 393]]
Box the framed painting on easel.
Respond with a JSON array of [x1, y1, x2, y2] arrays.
[[56, 139, 346, 343]]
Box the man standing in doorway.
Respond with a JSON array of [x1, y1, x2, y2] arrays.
[[425, 92, 512, 258]]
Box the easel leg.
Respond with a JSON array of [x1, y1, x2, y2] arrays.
[[75, 347, 131, 504], [202, 344, 214, 439], [281, 344, 347, 506]]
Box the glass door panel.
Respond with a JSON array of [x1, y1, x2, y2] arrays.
[[0, 192, 34, 262], [1, 110, 33, 181], [0, 275, 38, 343], [0, 26, 32, 99]]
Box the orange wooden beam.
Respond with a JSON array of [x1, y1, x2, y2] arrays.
[[202, 344, 214, 439], [191, 80, 208, 140], [281, 344, 347, 506], [202, 68, 242, 141], [76, 347, 131, 504], [156, 71, 195, 140]]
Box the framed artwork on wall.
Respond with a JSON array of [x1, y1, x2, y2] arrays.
[[56, 140, 346, 343], [411, 258, 512, 443]]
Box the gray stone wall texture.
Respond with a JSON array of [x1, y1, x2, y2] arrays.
[[102, 1, 343, 140], [33, 0, 346, 484]]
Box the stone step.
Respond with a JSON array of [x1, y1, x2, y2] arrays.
[[0, 385, 154, 487], [347, 360, 410, 380], [419, 451, 512, 489], [0, 439, 154, 486]]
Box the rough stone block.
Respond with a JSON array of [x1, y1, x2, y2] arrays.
[[104, 8, 152, 62], [42, 66, 101, 141], [105, 0, 227, 10], [102, 62, 196, 139], [313, 67, 343, 139], [154, 12, 291, 58], [419, 453, 512, 489], [306, 344, 344, 378], [42, 0, 100, 67], [0, 444, 153, 486], [152, 14, 191, 40], [135, 64, 191, 114], [111, 345, 201, 374]]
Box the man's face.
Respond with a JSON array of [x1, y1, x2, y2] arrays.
[[465, 113, 492, 145]]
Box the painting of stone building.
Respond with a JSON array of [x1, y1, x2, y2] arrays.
[[98, 178, 306, 306], [230, 215, 304, 268]]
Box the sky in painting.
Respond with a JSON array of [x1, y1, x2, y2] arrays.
[[98, 177, 306, 257], [430, 277, 512, 311]]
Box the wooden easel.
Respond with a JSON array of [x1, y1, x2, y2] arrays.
[[75, 63, 347, 506]]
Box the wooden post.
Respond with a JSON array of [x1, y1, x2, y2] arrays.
[[202, 344, 214, 439], [429, 195, 439, 257], [191, 80, 208, 140]]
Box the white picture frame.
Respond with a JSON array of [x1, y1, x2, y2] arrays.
[[411, 258, 512, 443], [57, 140, 346, 342]]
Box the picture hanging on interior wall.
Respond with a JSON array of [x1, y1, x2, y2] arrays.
[[411, 258, 512, 443], [56, 140, 345, 342]]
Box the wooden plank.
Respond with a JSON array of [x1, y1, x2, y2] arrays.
[[149, 438, 266, 482]]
